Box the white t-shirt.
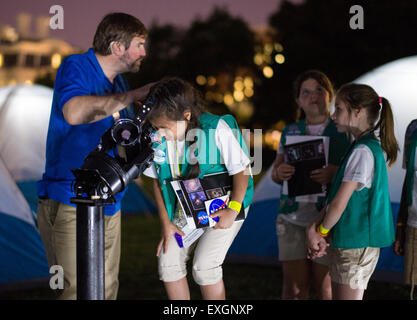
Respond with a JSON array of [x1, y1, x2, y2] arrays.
[[143, 119, 251, 179], [342, 144, 374, 191], [403, 146, 417, 228]]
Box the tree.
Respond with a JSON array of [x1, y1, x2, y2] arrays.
[[267, 0, 417, 124], [126, 9, 257, 120], [176, 8, 255, 79], [175, 8, 256, 118]]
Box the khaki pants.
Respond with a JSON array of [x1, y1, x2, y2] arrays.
[[276, 216, 330, 265], [328, 247, 380, 290], [158, 221, 243, 286], [37, 199, 121, 300]]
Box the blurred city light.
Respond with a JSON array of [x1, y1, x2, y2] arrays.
[[254, 53, 263, 66], [223, 93, 234, 106], [233, 79, 244, 91], [196, 74, 207, 86], [243, 76, 253, 88], [51, 53, 62, 69], [274, 43, 283, 52], [207, 76, 216, 86], [262, 66, 274, 78], [244, 87, 254, 97], [233, 90, 244, 102], [275, 53, 285, 64], [264, 129, 282, 150]]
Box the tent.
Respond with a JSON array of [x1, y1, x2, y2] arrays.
[[0, 84, 156, 288], [229, 55, 417, 283]]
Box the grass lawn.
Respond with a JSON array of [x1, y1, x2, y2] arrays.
[[0, 214, 411, 300]]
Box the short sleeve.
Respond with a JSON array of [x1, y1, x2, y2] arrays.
[[342, 145, 374, 191], [215, 119, 250, 175], [55, 59, 90, 110]]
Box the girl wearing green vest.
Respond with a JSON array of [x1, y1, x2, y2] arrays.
[[393, 119, 417, 299], [306, 83, 399, 300], [271, 70, 350, 300], [142, 78, 253, 300]]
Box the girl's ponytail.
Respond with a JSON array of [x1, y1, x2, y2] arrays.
[[375, 97, 399, 167], [337, 83, 399, 167]]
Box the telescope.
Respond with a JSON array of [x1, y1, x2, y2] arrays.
[[70, 102, 155, 300]]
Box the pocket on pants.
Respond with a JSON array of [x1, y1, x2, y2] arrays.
[[38, 198, 60, 228], [276, 216, 287, 236]]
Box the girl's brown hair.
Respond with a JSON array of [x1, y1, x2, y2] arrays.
[[146, 77, 206, 178], [146, 77, 205, 130], [336, 83, 399, 167]]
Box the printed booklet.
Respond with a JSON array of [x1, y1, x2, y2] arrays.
[[283, 136, 328, 198], [170, 172, 245, 247]]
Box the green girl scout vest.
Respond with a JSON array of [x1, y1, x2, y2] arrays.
[[404, 120, 417, 206], [278, 119, 350, 213], [328, 133, 395, 249], [151, 112, 254, 221]]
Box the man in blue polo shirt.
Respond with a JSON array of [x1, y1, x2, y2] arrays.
[[37, 12, 153, 300]]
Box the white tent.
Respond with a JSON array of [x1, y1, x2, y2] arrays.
[[229, 56, 417, 281], [0, 84, 156, 287], [0, 85, 51, 285], [354, 55, 417, 203], [0, 85, 52, 182]]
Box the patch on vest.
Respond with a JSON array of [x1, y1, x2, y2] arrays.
[[150, 132, 162, 144], [287, 125, 302, 135], [154, 149, 166, 164]]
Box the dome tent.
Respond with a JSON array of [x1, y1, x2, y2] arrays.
[[0, 84, 156, 288]]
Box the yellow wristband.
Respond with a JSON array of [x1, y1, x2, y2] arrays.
[[228, 201, 242, 214], [318, 223, 330, 235]]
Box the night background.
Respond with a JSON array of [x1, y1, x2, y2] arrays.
[[0, 0, 416, 301], [2, 0, 417, 166]]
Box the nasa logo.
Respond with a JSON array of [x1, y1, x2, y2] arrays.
[[208, 198, 227, 223], [197, 211, 209, 225], [208, 198, 227, 213]]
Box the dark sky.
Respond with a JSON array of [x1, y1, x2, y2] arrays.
[[0, 0, 300, 49]]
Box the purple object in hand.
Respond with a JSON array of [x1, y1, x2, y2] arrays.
[[174, 233, 183, 248]]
